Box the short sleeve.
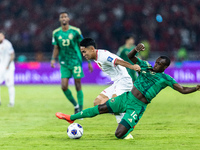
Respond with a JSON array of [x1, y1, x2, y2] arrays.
[[136, 57, 152, 69], [52, 32, 57, 45], [163, 74, 178, 89], [76, 29, 83, 43], [98, 51, 118, 67], [7, 42, 14, 54]]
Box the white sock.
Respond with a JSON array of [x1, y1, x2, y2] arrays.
[[74, 104, 79, 108], [115, 113, 125, 123], [8, 85, 15, 105]]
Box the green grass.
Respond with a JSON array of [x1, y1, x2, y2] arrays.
[[0, 85, 199, 150]]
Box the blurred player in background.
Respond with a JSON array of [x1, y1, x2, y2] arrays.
[[117, 34, 138, 82], [0, 31, 15, 107], [51, 12, 93, 114], [78, 38, 140, 139], [56, 43, 200, 139]]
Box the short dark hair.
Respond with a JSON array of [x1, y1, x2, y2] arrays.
[[160, 56, 171, 66], [0, 30, 5, 35], [59, 11, 68, 15], [80, 38, 96, 49], [125, 34, 135, 41]]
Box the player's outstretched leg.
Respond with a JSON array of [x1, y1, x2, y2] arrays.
[[56, 103, 109, 123], [55, 112, 74, 123]]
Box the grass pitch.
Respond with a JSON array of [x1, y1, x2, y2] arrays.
[[0, 85, 199, 150]]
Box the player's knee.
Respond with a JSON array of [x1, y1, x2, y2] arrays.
[[61, 85, 68, 91], [94, 98, 101, 106], [115, 130, 123, 139], [98, 103, 109, 114]]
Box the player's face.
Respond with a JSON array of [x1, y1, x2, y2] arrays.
[[126, 37, 135, 45], [80, 46, 95, 60], [153, 58, 167, 72], [0, 33, 5, 43], [59, 13, 70, 26]]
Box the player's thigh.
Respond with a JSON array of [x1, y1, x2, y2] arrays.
[[105, 93, 126, 113], [5, 69, 14, 86], [94, 93, 109, 106], [115, 77, 133, 96], [60, 65, 72, 78], [72, 65, 84, 79], [121, 109, 138, 128]]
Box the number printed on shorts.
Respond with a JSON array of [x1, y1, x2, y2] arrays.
[[130, 111, 137, 119], [74, 66, 81, 77]]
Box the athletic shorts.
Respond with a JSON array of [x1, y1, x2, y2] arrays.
[[0, 68, 15, 86], [106, 91, 147, 128], [60, 64, 84, 79], [101, 77, 133, 99]]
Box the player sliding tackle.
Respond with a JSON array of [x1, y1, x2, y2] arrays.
[[56, 42, 200, 139]]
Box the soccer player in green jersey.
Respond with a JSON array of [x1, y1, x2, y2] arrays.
[[55, 43, 200, 139], [51, 12, 93, 114], [117, 34, 138, 81]]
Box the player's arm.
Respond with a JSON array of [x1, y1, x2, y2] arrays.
[[7, 52, 15, 69], [173, 83, 200, 94], [51, 45, 59, 68], [127, 43, 145, 64], [115, 58, 141, 72]]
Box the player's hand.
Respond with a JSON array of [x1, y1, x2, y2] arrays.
[[88, 63, 93, 73], [135, 43, 145, 52], [131, 64, 141, 72], [51, 59, 56, 68], [196, 85, 200, 91]]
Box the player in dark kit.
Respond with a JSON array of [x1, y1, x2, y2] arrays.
[[51, 12, 93, 114], [56, 43, 200, 139]]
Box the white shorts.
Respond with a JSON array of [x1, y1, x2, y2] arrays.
[[101, 77, 133, 99], [0, 68, 15, 86]]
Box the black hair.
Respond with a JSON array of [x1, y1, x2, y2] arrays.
[[80, 38, 96, 49], [160, 56, 171, 66], [124, 34, 135, 41], [59, 11, 68, 15], [0, 30, 5, 35]]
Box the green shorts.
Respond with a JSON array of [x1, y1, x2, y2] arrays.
[[60, 64, 84, 79], [106, 91, 147, 128]]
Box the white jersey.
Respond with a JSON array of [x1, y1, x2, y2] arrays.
[[94, 49, 131, 82], [0, 39, 15, 71]]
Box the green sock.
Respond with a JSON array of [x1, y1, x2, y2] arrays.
[[77, 90, 83, 111], [70, 105, 99, 120], [63, 89, 77, 106]]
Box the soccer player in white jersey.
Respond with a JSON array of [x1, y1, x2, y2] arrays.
[[0, 31, 15, 107], [79, 38, 141, 139]]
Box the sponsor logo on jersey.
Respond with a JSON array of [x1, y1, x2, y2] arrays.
[[61, 61, 65, 64], [68, 33, 73, 39], [58, 36, 62, 39], [111, 98, 115, 102], [107, 56, 113, 62]]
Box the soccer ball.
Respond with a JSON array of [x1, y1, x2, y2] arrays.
[[67, 123, 83, 139]]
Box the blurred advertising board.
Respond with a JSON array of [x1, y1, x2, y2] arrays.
[[14, 61, 200, 85]]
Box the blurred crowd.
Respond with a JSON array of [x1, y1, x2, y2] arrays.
[[0, 0, 200, 61]]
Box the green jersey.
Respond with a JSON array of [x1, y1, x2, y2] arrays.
[[134, 58, 177, 103], [117, 45, 138, 81], [52, 25, 83, 68]]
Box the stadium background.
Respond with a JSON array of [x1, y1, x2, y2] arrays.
[[0, 0, 200, 84], [1, 1, 200, 149]]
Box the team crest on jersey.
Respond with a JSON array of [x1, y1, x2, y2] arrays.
[[58, 36, 62, 39], [107, 56, 113, 62], [68, 33, 73, 39], [111, 98, 115, 102]]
